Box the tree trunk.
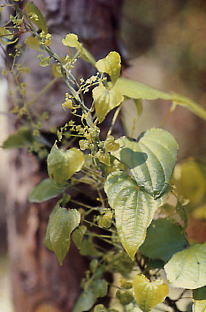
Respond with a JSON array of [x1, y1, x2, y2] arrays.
[[6, 1, 123, 311]]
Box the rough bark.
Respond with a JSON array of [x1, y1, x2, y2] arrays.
[[6, 1, 123, 311]]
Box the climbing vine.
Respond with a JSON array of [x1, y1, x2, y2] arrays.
[[1, 2, 206, 311]]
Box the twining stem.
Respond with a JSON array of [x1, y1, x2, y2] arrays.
[[107, 106, 121, 136]]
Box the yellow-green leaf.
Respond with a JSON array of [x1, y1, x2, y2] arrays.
[[44, 204, 80, 265], [104, 171, 165, 259], [62, 33, 95, 65], [93, 83, 124, 123], [164, 243, 206, 289], [133, 274, 169, 312], [47, 143, 85, 186], [96, 51, 121, 83], [62, 33, 79, 48], [115, 78, 206, 120], [193, 300, 206, 312]]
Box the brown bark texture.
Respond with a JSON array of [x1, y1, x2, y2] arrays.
[[6, 1, 123, 311]]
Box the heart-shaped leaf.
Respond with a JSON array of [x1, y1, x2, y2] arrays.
[[165, 243, 206, 289], [112, 128, 178, 198], [29, 178, 65, 203], [133, 274, 169, 312], [44, 204, 80, 265], [47, 143, 85, 186], [96, 51, 121, 84], [104, 171, 165, 259], [92, 83, 124, 123], [140, 219, 188, 262]]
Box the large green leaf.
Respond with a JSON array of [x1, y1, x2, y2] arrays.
[[112, 128, 178, 199], [29, 178, 65, 203], [115, 78, 206, 120], [72, 279, 108, 312], [2, 128, 33, 149], [140, 219, 188, 262], [193, 286, 206, 300], [92, 83, 124, 123], [193, 300, 206, 312], [164, 243, 206, 289], [44, 204, 80, 265], [47, 143, 85, 186], [133, 274, 168, 312], [115, 78, 171, 101], [104, 171, 164, 259]]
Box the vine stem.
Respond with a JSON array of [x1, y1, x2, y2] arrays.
[[107, 105, 121, 136]]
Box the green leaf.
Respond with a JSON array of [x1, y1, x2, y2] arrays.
[[2, 128, 33, 149], [73, 223, 101, 258], [96, 51, 121, 83], [164, 243, 206, 289], [29, 178, 65, 203], [73, 279, 108, 312], [92, 83, 124, 123], [115, 78, 171, 101], [193, 300, 206, 312], [104, 171, 164, 259], [115, 78, 206, 121], [47, 143, 85, 186], [24, 2, 48, 33], [140, 219, 188, 262], [193, 286, 206, 300], [133, 274, 169, 312], [72, 225, 87, 249], [79, 237, 102, 257], [112, 128, 178, 199], [116, 290, 134, 305], [44, 204, 80, 265]]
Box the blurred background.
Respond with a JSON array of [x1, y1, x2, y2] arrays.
[[1, 0, 206, 310]]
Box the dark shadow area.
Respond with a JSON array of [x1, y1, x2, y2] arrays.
[[120, 148, 148, 168]]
